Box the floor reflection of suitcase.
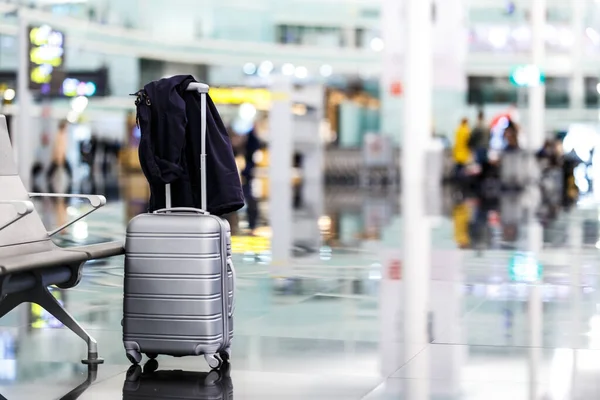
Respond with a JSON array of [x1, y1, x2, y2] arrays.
[[123, 364, 233, 400]]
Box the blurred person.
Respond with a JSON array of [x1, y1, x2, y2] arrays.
[[453, 117, 472, 178], [469, 110, 489, 165], [222, 124, 246, 234], [80, 134, 98, 169], [503, 121, 520, 152], [54, 197, 68, 236], [537, 139, 553, 158], [88, 6, 96, 21], [46, 119, 72, 188], [242, 126, 262, 235], [452, 200, 471, 249]]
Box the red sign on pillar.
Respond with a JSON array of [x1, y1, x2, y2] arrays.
[[390, 81, 403, 97], [388, 259, 402, 280]]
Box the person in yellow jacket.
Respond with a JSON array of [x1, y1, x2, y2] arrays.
[[452, 201, 471, 249], [453, 118, 471, 178]]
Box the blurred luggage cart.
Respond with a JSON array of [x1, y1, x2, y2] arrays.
[[360, 133, 398, 188], [500, 150, 538, 190], [540, 166, 563, 206], [324, 148, 362, 186]]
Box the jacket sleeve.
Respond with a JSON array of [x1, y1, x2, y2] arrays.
[[204, 95, 245, 215], [146, 80, 187, 184]]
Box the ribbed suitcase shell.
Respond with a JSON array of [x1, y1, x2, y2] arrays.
[[123, 211, 234, 362], [123, 368, 233, 400]]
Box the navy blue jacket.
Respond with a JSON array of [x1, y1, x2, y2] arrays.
[[135, 75, 244, 215]]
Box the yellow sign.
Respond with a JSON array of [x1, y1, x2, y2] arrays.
[[30, 66, 53, 84], [231, 235, 270, 253], [29, 47, 63, 67], [209, 87, 271, 107], [28, 25, 65, 91]]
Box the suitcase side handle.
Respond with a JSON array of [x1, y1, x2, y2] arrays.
[[153, 207, 209, 215], [227, 259, 236, 318]]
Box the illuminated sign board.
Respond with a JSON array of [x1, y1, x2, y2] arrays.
[[509, 64, 545, 88], [62, 78, 97, 97], [28, 25, 65, 92], [508, 251, 543, 283], [209, 88, 271, 107], [231, 235, 270, 254]]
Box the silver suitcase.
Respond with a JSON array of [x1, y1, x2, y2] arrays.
[[123, 88, 236, 370]]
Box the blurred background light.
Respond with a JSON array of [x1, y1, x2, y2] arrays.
[[243, 62, 257, 75]]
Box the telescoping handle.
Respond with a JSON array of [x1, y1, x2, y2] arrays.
[[165, 83, 209, 211], [199, 89, 208, 212]]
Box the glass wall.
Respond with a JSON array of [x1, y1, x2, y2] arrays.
[[276, 25, 344, 47], [585, 77, 599, 108], [468, 76, 571, 108]]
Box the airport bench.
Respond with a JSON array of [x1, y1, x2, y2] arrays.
[[0, 115, 124, 364]]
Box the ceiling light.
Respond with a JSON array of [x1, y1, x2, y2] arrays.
[[282, 63, 295, 76], [294, 66, 308, 79], [586, 28, 600, 45], [370, 37, 384, 52], [320, 64, 333, 77], [243, 63, 257, 75], [258, 60, 274, 77], [3, 89, 15, 101], [70, 95, 88, 113]]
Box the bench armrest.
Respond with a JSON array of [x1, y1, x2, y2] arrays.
[[28, 193, 106, 237], [0, 200, 35, 231]]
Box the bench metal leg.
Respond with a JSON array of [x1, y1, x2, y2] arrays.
[[0, 286, 104, 365], [32, 287, 104, 365], [0, 293, 25, 319]]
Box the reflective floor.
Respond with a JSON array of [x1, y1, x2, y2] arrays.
[[2, 174, 600, 399]]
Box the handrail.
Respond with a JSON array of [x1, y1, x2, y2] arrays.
[[0, 200, 34, 231], [28, 193, 106, 237]]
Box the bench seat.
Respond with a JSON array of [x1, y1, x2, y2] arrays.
[[0, 248, 89, 274], [0, 240, 123, 275], [0, 114, 125, 365], [75, 241, 125, 260]]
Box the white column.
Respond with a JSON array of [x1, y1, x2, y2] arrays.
[[403, 0, 432, 383], [16, 16, 33, 189], [569, 212, 582, 394], [432, 0, 468, 136], [526, 187, 543, 399], [269, 77, 293, 271], [570, 0, 585, 110], [380, 0, 405, 144], [528, 0, 546, 151], [343, 26, 356, 48], [528, 282, 542, 399]]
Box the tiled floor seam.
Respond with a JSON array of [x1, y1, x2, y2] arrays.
[[359, 344, 430, 399]]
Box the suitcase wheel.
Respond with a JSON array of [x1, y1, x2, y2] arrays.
[[126, 350, 142, 364], [204, 353, 222, 370], [219, 348, 231, 363], [143, 358, 159, 374], [125, 365, 142, 382], [145, 353, 158, 360]]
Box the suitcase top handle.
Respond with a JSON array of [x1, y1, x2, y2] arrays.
[[165, 81, 209, 211], [154, 207, 209, 215], [186, 82, 209, 94]]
